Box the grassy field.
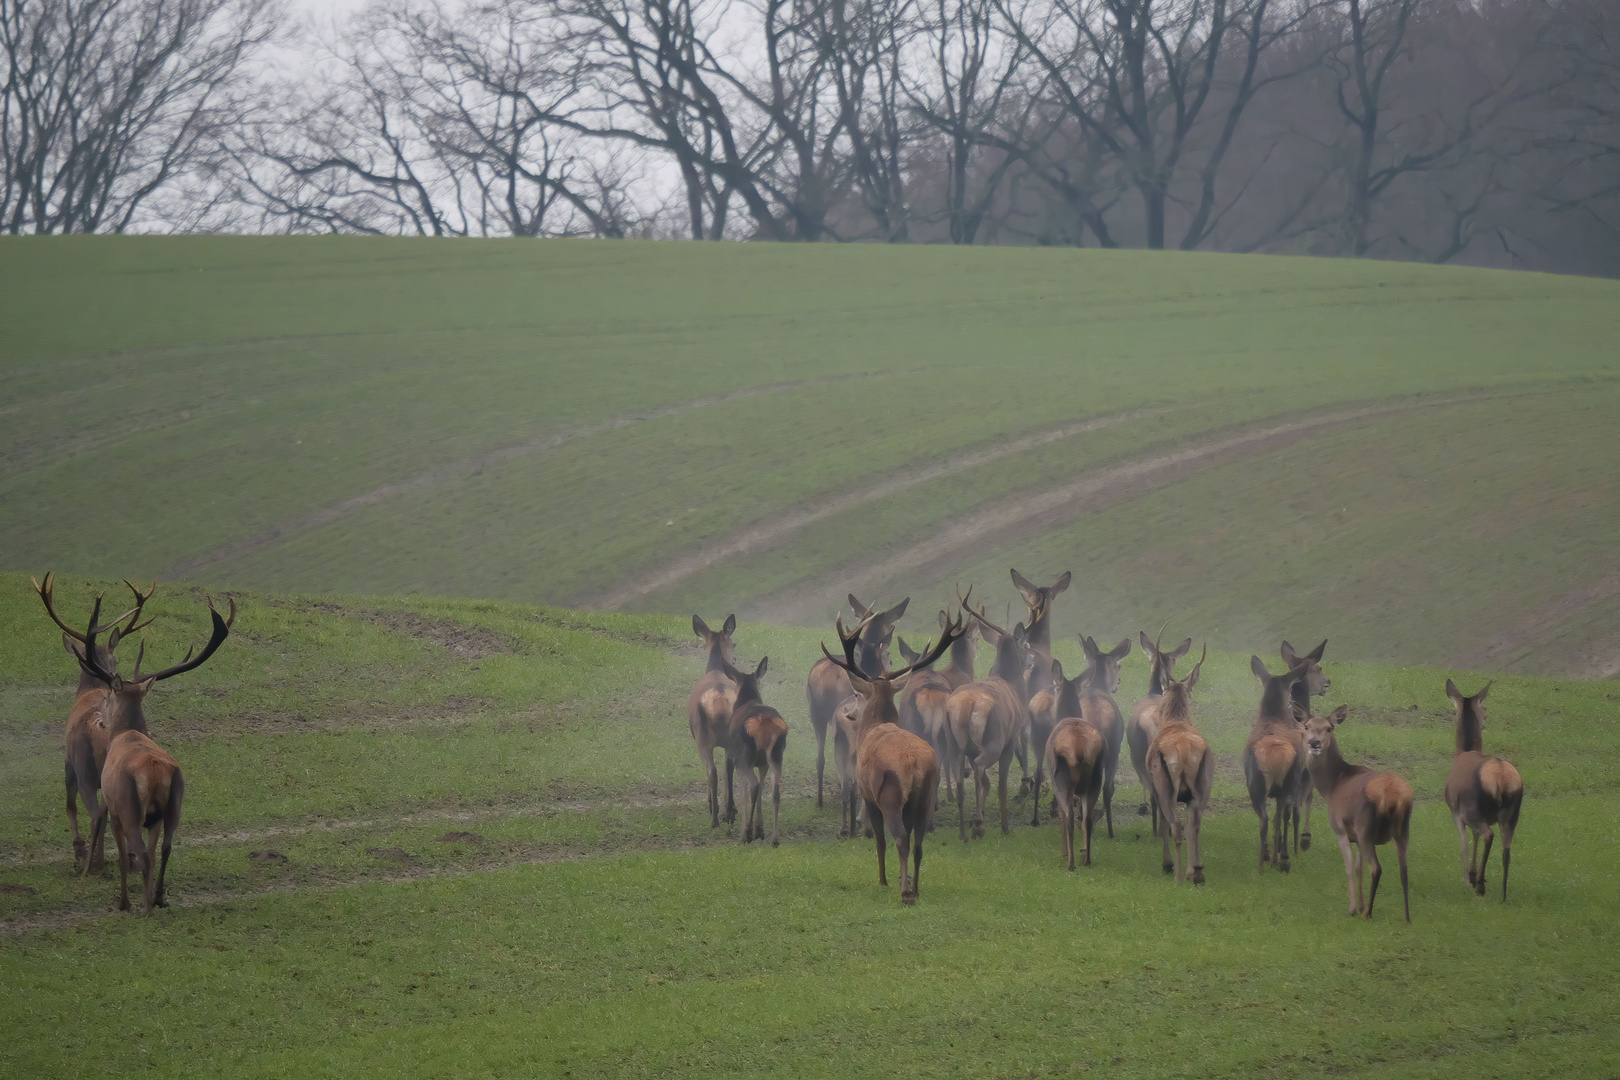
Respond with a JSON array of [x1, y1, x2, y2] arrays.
[[3, 574, 1618, 1078], [2, 239, 1618, 674]]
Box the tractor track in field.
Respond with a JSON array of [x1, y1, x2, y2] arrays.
[[161, 370, 902, 580], [752, 387, 1543, 625], [1450, 567, 1620, 677], [583, 404, 1180, 610]]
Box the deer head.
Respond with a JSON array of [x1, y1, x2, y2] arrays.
[[822, 611, 966, 731], [1080, 635, 1131, 694], [720, 655, 769, 709], [1280, 639, 1330, 698], [692, 614, 737, 672], [1445, 678, 1492, 754], [958, 584, 1027, 687], [1138, 623, 1193, 696], [68, 592, 236, 733], [1251, 655, 1312, 718], [34, 573, 155, 689], [1010, 569, 1069, 647], [1296, 702, 1351, 758], [1157, 634, 1206, 721]]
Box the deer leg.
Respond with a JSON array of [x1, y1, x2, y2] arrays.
[[815, 724, 827, 810], [971, 761, 989, 841], [704, 747, 720, 828], [1014, 730, 1030, 795], [997, 754, 1011, 836], [1469, 828, 1482, 889], [143, 822, 162, 915], [868, 799, 888, 887], [723, 753, 737, 825], [1083, 794, 1097, 867], [1300, 786, 1313, 852], [1030, 757, 1045, 827], [155, 782, 180, 908], [1103, 756, 1116, 840], [1351, 841, 1366, 916], [1276, 795, 1290, 872], [65, 760, 88, 873], [770, 762, 782, 848], [1256, 800, 1269, 873], [1455, 812, 1472, 888], [1396, 831, 1412, 922], [1364, 844, 1383, 920], [1189, 804, 1206, 885], [1477, 827, 1495, 897], [887, 805, 915, 905], [955, 752, 969, 843], [1499, 818, 1515, 903], [110, 814, 131, 913], [1336, 832, 1358, 916]]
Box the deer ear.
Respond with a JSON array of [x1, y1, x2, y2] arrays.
[[1475, 680, 1492, 704], [721, 614, 737, 636], [938, 609, 950, 631], [1307, 639, 1328, 663], [1050, 571, 1072, 595], [1010, 569, 1040, 604], [1139, 630, 1153, 653], [848, 593, 870, 617], [721, 657, 742, 682], [62, 633, 79, 657], [847, 671, 874, 696], [692, 614, 710, 638], [1081, 635, 1099, 659], [1445, 678, 1463, 705], [1050, 658, 1065, 681], [1170, 638, 1193, 661], [1280, 640, 1299, 665], [1329, 704, 1349, 724], [1251, 655, 1271, 681], [754, 656, 768, 679], [1108, 637, 1131, 662], [896, 636, 920, 664]]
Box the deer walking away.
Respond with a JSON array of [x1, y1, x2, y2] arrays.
[[1444, 679, 1523, 901]]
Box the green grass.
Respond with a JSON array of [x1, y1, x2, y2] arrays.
[[3, 238, 1619, 673], [3, 576, 1619, 1077]]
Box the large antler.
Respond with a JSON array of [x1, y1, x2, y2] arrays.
[[33, 572, 139, 644], [66, 594, 119, 684], [132, 597, 236, 683], [956, 582, 1010, 639], [883, 614, 967, 681]]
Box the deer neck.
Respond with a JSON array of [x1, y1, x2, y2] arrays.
[[991, 641, 1024, 690], [1306, 734, 1355, 795], [105, 693, 149, 737], [855, 638, 886, 679], [704, 640, 729, 674], [1455, 707, 1484, 755], [1147, 660, 1165, 697], [1157, 687, 1192, 727], [75, 669, 106, 697], [945, 636, 975, 681], [733, 680, 761, 711], [1056, 680, 1082, 719], [1289, 678, 1311, 711], [1260, 680, 1293, 723], [854, 686, 900, 746]]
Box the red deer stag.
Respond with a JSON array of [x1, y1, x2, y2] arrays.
[[68, 592, 234, 913], [805, 596, 906, 807], [1245, 657, 1311, 873], [821, 612, 964, 904], [1298, 704, 1412, 921], [1044, 660, 1108, 869], [1444, 680, 1523, 901], [1129, 627, 1191, 837], [945, 586, 1030, 841], [897, 608, 977, 807], [688, 614, 739, 828], [721, 657, 788, 846], [1281, 639, 1330, 852], [1146, 642, 1211, 884], [34, 573, 154, 875]]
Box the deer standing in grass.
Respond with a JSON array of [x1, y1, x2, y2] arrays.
[[1027, 634, 1128, 831], [34, 573, 154, 876], [1129, 628, 1192, 838], [1146, 642, 1211, 884], [1298, 704, 1413, 921], [821, 613, 965, 904], [1044, 660, 1108, 869], [1012, 570, 1069, 794], [805, 596, 906, 807], [1281, 640, 1330, 852], [1245, 657, 1311, 873], [722, 657, 788, 846], [1444, 679, 1522, 901], [831, 694, 866, 839], [897, 608, 977, 809], [945, 586, 1030, 841], [688, 614, 739, 827], [68, 593, 234, 913]]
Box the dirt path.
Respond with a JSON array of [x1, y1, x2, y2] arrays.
[[163, 371, 894, 579], [751, 389, 1528, 625], [583, 404, 1178, 610], [1450, 567, 1620, 675]]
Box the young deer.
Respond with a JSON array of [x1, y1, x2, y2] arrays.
[[897, 608, 977, 808], [1146, 642, 1211, 885], [805, 595, 906, 807], [687, 614, 739, 827], [1129, 627, 1192, 837], [1281, 639, 1330, 852], [68, 592, 234, 913], [1444, 679, 1523, 901], [1044, 660, 1108, 869], [1298, 704, 1413, 921], [34, 573, 155, 875], [820, 613, 965, 904], [945, 586, 1030, 841], [721, 657, 788, 846], [1244, 657, 1311, 873]]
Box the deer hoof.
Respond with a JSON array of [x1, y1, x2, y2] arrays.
[[1280, 857, 1291, 873], [1192, 868, 1206, 886], [1137, 804, 1149, 816], [1163, 862, 1175, 875], [1300, 835, 1312, 851], [901, 892, 917, 906]]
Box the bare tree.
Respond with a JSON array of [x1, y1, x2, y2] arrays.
[[0, 0, 283, 234]]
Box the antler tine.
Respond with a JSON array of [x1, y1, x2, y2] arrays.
[[954, 582, 976, 617], [885, 613, 967, 681], [120, 579, 157, 635], [34, 572, 90, 644], [73, 594, 118, 685], [139, 596, 236, 683], [1153, 617, 1171, 657]]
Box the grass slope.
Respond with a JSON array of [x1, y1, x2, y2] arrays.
[[3, 239, 1618, 673], [3, 575, 1618, 1077]]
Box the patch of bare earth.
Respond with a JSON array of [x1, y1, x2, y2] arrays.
[[363, 611, 516, 659], [1449, 568, 1620, 678]]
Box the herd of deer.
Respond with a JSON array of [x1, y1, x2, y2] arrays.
[[686, 570, 1525, 917], [27, 564, 1522, 923]]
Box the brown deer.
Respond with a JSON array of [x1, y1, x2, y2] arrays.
[[1298, 704, 1413, 921], [1027, 634, 1128, 831], [831, 694, 866, 839], [67, 592, 234, 913], [1044, 660, 1108, 869], [945, 586, 1029, 841], [805, 595, 906, 807], [897, 608, 977, 806], [721, 657, 788, 846], [34, 573, 155, 875], [820, 612, 965, 904], [1245, 656, 1311, 873], [1012, 570, 1069, 791], [1281, 639, 1330, 852], [687, 614, 739, 828], [1128, 627, 1192, 837], [1444, 679, 1523, 901], [1146, 642, 1211, 885]]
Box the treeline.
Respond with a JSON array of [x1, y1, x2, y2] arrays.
[[3, 0, 1617, 274]]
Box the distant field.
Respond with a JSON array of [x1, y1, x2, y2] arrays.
[[2, 575, 1617, 1077], [2, 238, 1618, 674]]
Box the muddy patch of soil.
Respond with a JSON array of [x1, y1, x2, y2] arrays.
[[365, 611, 516, 659]]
